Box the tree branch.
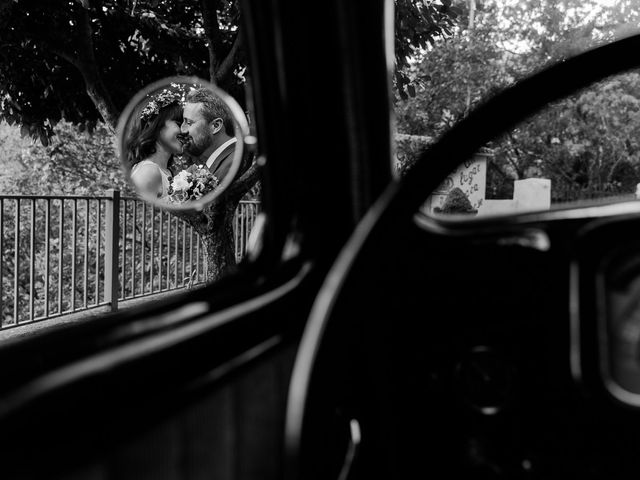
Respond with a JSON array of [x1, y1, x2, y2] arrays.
[[49, 47, 82, 70], [215, 29, 242, 84], [506, 131, 526, 177], [201, 0, 222, 83], [73, 3, 119, 130], [488, 160, 509, 179]]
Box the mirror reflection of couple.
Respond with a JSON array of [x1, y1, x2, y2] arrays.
[[127, 87, 237, 200]]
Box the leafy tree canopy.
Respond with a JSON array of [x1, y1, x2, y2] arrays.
[[489, 72, 640, 201], [0, 0, 244, 143], [0, 0, 461, 143], [396, 0, 640, 137], [394, 0, 462, 99], [394, 0, 640, 203], [0, 120, 129, 195]]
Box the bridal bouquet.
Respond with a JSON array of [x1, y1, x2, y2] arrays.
[[167, 164, 219, 204]]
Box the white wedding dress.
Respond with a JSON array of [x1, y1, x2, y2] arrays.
[[131, 159, 172, 198]]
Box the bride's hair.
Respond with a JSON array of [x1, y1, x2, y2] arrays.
[[126, 102, 183, 167]]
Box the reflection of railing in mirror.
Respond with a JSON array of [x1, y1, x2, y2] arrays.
[[0, 192, 260, 330]]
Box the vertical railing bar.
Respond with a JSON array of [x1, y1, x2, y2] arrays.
[[246, 205, 251, 255], [174, 216, 178, 288], [29, 199, 35, 321], [141, 202, 146, 295], [245, 205, 250, 258], [84, 199, 88, 309], [247, 205, 252, 254], [248, 204, 252, 250], [235, 209, 238, 261], [189, 226, 193, 286], [240, 207, 244, 260], [159, 210, 164, 291], [131, 201, 136, 297], [14, 199, 20, 324], [234, 210, 238, 261], [168, 211, 172, 289], [204, 234, 208, 281], [243, 205, 248, 260], [196, 232, 200, 283], [95, 200, 101, 305], [121, 199, 127, 299], [250, 204, 255, 250], [44, 199, 49, 318], [252, 204, 257, 239], [167, 211, 171, 289], [58, 199, 64, 315], [151, 205, 155, 293], [0, 199, 4, 327], [181, 221, 186, 287], [104, 189, 120, 311], [242, 207, 246, 260], [241, 206, 246, 260], [71, 199, 77, 312], [234, 209, 238, 261]]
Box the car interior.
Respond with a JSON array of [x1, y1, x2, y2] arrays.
[[2, 0, 640, 479]]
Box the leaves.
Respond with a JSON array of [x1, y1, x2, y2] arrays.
[[394, 0, 459, 98], [0, 0, 245, 143], [0, 120, 132, 196], [489, 72, 640, 201], [395, 0, 640, 204]]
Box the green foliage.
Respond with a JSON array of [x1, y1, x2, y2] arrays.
[[433, 187, 477, 213], [489, 72, 640, 202], [394, 0, 461, 99], [395, 1, 523, 137], [396, 0, 640, 137], [0, 0, 461, 142], [0, 121, 132, 196], [0, 0, 244, 141], [395, 133, 432, 176], [396, 0, 640, 204]]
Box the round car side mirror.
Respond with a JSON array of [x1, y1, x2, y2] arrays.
[[117, 76, 254, 211]]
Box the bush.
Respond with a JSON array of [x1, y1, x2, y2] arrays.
[[433, 187, 477, 214]]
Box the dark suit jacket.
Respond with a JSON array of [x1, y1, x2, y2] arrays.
[[207, 140, 254, 185], [207, 142, 236, 182]]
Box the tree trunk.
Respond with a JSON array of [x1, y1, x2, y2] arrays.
[[201, 0, 221, 83], [85, 81, 119, 131], [173, 198, 238, 283], [199, 201, 237, 282], [200, 0, 242, 85], [76, 2, 119, 130]]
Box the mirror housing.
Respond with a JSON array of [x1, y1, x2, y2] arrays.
[[117, 76, 253, 211]]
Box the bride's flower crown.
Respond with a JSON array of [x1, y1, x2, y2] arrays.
[[140, 83, 185, 123]]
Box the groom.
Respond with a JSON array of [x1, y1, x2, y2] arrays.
[[181, 87, 238, 182]]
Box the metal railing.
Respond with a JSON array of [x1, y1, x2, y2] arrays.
[[0, 191, 260, 329]]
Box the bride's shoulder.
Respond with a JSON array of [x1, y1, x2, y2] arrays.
[[131, 160, 162, 183], [132, 159, 157, 169], [132, 159, 160, 175]]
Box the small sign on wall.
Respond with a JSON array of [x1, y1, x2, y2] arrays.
[[425, 150, 490, 214]]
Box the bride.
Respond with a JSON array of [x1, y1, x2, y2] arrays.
[[127, 89, 184, 199]]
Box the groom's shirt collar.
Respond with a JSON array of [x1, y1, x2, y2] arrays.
[[205, 137, 237, 169]]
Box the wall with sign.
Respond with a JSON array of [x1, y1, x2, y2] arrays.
[[424, 150, 490, 214]]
